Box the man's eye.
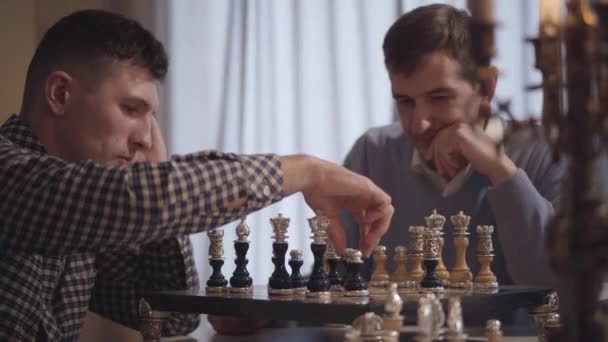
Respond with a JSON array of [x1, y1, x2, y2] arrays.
[[430, 95, 448, 102], [396, 98, 415, 107], [122, 105, 138, 115]]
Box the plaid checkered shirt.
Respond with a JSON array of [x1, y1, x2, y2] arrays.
[[0, 115, 284, 341]]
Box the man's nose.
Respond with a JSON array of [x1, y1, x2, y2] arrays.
[[410, 108, 432, 136], [131, 119, 152, 150]]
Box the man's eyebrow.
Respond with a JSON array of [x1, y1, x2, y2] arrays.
[[392, 91, 411, 99], [426, 87, 455, 95]]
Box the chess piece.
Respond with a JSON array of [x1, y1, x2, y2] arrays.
[[449, 211, 473, 288], [369, 245, 390, 289], [391, 245, 416, 289], [383, 283, 404, 331], [268, 213, 293, 295], [306, 213, 331, 297], [408, 226, 425, 283], [230, 218, 253, 293], [325, 240, 344, 292], [344, 249, 369, 297], [344, 312, 398, 342], [416, 295, 434, 341], [446, 297, 468, 341], [288, 249, 307, 294], [474, 225, 498, 289], [425, 209, 449, 285], [206, 228, 228, 293], [420, 227, 444, 290], [430, 294, 446, 340], [486, 319, 503, 342]]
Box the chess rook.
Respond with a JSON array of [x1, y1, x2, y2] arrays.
[[268, 214, 293, 295], [369, 245, 390, 289], [450, 211, 473, 288], [425, 209, 449, 285], [306, 213, 331, 297], [344, 249, 369, 296], [229, 218, 253, 293], [325, 240, 344, 292], [206, 228, 228, 292], [420, 227, 443, 290], [408, 226, 425, 282], [474, 225, 498, 288], [288, 249, 307, 294]]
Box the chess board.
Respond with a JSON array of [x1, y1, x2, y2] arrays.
[[144, 285, 551, 327]]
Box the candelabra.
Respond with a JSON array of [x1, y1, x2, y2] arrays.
[[468, 0, 608, 340]]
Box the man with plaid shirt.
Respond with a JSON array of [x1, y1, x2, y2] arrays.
[[0, 10, 394, 341]]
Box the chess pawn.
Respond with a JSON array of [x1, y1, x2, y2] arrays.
[[408, 226, 425, 283], [425, 209, 449, 285], [344, 249, 369, 297], [230, 218, 253, 293], [420, 227, 444, 290], [306, 213, 331, 297], [206, 228, 228, 292], [383, 283, 404, 331], [268, 214, 293, 295], [449, 211, 473, 288], [369, 245, 390, 289], [446, 297, 468, 341], [288, 249, 307, 294], [391, 246, 415, 289], [486, 319, 503, 342], [325, 240, 344, 292], [474, 225, 498, 289]]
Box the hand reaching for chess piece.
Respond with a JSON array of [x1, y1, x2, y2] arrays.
[[207, 315, 273, 336], [281, 155, 394, 257]]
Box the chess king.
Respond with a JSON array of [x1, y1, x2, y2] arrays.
[[339, 3, 563, 288]]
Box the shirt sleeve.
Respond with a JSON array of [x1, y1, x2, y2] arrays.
[[0, 139, 283, 255], [89, 236, 200, 336], [486, 143, 565, 287]]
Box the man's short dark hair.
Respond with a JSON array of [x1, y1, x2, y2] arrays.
[[382, 4, 476, 83], [23, 9, 168, 98]]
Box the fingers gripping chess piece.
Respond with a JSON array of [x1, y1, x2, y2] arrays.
[[370, 245, 390, 289], [268, 213, 293, 295], [474, 225, 498, 289], [288, 249, 307, 294], [206, 228, 228, 292], [449, 211, 473, 288], [408, 226, 425, 283], [425, 209, 449, 285], [230, 218, 253, 293], [344, 249, 369, 297], [306, 213, 331, 297]]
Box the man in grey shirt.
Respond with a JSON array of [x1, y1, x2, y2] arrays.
[[341, 4, 564, 288]]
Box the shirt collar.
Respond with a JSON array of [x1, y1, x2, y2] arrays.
[[0, 114, 46, 154], [411, 115, 504, 197]]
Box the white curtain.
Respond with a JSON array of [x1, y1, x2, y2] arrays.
[[156, 0, 543, 285]]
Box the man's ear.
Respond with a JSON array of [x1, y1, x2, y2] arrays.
[[479, 65, 498, 103], [45, 71, 73, 116]]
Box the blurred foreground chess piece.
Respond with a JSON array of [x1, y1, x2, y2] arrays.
[[408, 226, 425, 283], [383, 283, 404, 332], [229, 218, 253, 294], [344, 249, 369, 297], [485, 319, 503, 342], [344, 312, 398, 342], [528, 291, 560, 342], [446, 297, 467, 341], [449, 211, 473, 288], [306, 213, 331, 297], [425, 210, 449, 285], [420, 227, 443, 291], [474, 225, 498, 289], [416, 293, 445, 341], [370, 245, 390, 290], [288, 249, 307, 294], [206, 228, 228, 293], [268, 213, 293, 295]]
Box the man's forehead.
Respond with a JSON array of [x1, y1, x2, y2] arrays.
[[389, 52, 464, 96]]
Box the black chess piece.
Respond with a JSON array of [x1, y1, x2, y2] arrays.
[[344, 256, 368, 293], [230, 240, 252, 290], [307, 243, 331, 293], [327, 254, 343, 289], [207, 259, 228, 288], [268, 242, 292, 292], [288, 250, 306, 291], [420, 259, 442, 288]]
